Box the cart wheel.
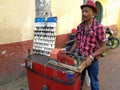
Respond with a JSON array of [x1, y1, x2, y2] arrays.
[[110, 37, 119, 49], [101, 50, 107, 57], [42, 85, 48, 90]]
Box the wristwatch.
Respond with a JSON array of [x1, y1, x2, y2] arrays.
[[89, 55, 94, 61]]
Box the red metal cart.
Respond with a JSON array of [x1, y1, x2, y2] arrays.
[[25, 54, 81, 90]]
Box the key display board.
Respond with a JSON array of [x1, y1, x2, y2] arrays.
[[33, 17, 57, 56]]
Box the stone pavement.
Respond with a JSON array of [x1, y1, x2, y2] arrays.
[[83, 45, 120, 90], [99, 45, 120, 90], [0, 74, 28, 90], [0, 45, 120, 90]]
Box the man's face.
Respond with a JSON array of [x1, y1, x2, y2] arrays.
[[82, 6, 95, 21]]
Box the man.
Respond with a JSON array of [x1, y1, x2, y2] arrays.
[[70, 0, 106, 90]]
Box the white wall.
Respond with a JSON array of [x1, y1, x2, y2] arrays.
[[51, 0, 83, 35], [0, 0, 35, 44]]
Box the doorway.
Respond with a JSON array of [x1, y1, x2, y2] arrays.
[[95, 1, 103, 23]]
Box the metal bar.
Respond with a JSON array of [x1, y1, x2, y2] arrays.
[[48, 60, 86, 73]]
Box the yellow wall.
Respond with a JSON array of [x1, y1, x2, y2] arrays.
[[118, 9, 120, 28], [117, 9, 120, 37], [0, 0, 120, 44], [97, 0, 119, 26], [51, 0, 83, 35], [51, 0, 120, 36], [97, 0, 120, 37], [96, 0, 120, 26], [0, 0, 35, 44]]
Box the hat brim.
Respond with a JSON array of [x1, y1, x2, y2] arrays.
[[81, 5, 97, 13]]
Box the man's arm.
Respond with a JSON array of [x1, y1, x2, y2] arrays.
[[91, 41, 106, 57], [85, 41, 106, 66], [70, 39, 78, 53]]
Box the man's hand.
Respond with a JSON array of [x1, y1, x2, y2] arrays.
[[85, 57, 93, 67]]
